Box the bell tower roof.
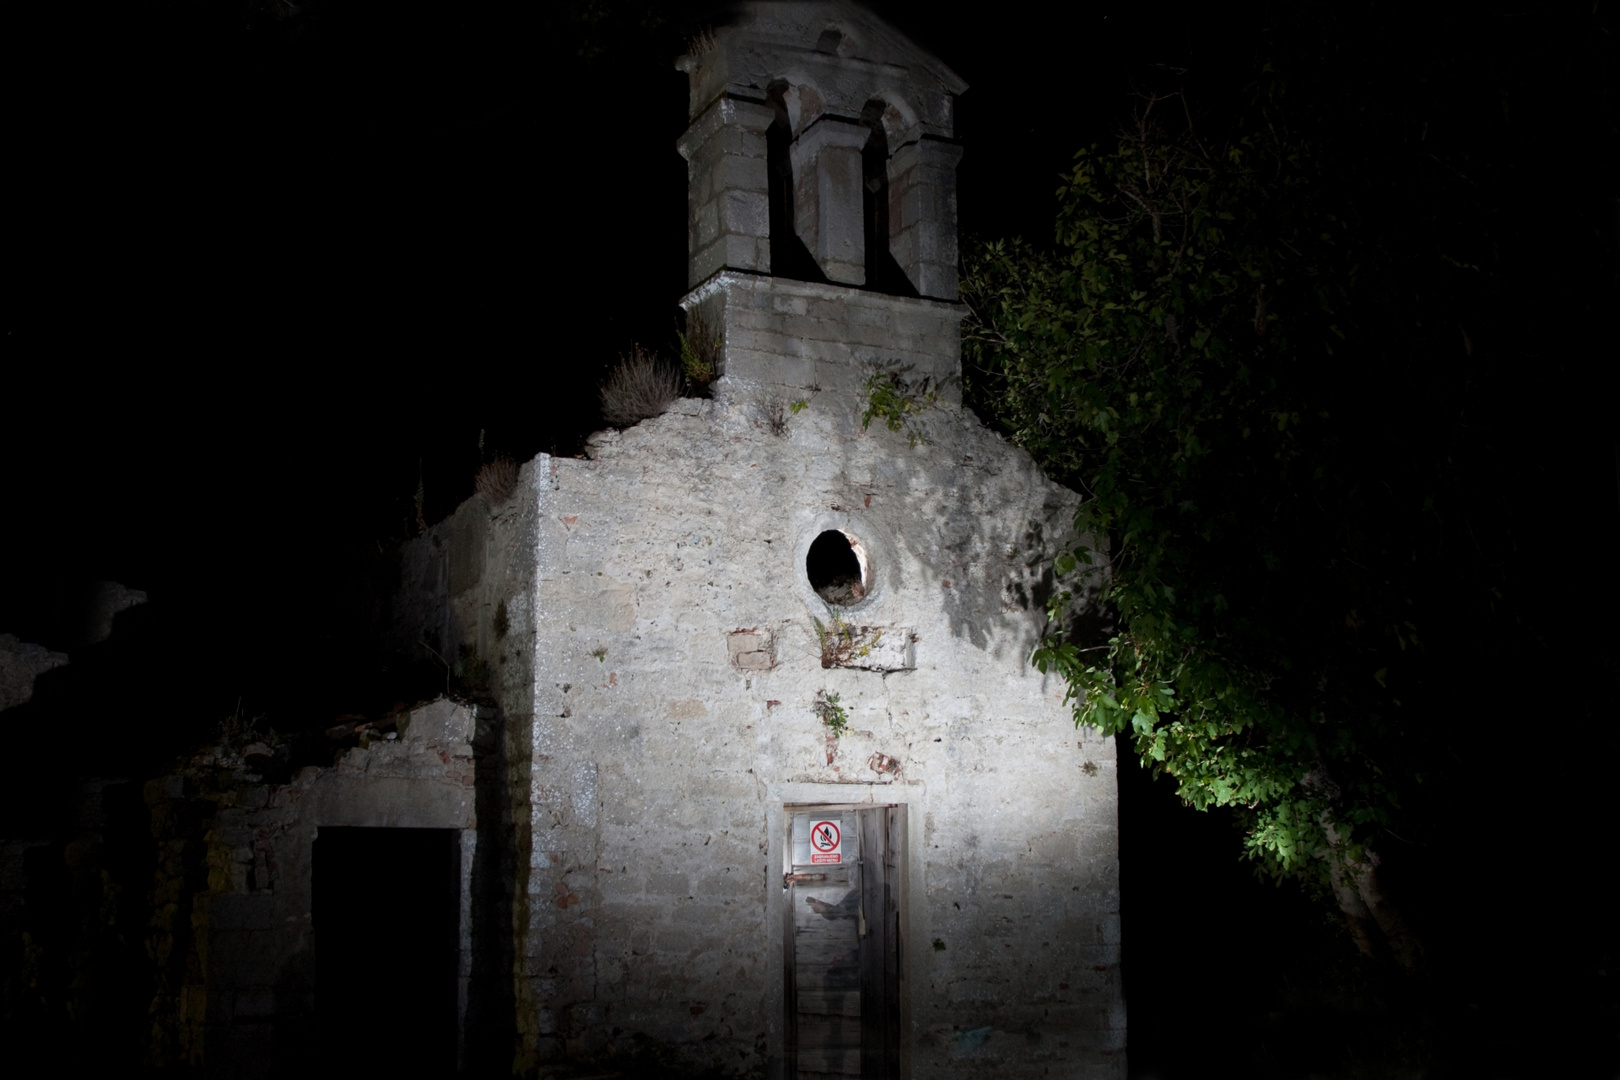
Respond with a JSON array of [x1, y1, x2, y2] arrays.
[[675, 1, 966, 301], [677, 1, 967, 133]]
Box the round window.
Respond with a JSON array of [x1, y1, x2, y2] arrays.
[[806, 530, 870, 605]]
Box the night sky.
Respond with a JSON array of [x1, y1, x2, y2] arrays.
[[5, 1, 1616, 1075]]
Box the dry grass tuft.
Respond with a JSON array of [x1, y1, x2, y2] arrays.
[[752, 392, 789, 436], [601, 346, 682, 427], [687, 27, 719, 60], [475, 456, 520, 506]]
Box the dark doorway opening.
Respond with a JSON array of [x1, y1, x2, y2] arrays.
[[314, 827, 460, 1074]]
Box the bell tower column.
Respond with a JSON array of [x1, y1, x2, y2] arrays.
[[889, 136, 964, 300], [790, 117, 872, 286], [677, 95, 777, 287]]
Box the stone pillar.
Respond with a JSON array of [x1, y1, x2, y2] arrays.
[[789, 117, 870, 286], [677, 95, 775, 288], [888, 136, 963, 300]]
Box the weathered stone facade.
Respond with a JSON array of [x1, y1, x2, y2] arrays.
[[389, 4, 1127, 1076]]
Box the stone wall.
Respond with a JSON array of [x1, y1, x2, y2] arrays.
[[532, 386, 1120, 1078], [141, 699, 480, 1077]]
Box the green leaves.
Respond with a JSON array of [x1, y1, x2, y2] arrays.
[[965, 80, 1415, 899], [813, 690, 849, 738], [860, 366, 942, 447]]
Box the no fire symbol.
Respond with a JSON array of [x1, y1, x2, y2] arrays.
[[809, 820, 842, 864]]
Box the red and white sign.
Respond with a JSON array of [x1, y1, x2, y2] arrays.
[[809, 820, 842, 864]]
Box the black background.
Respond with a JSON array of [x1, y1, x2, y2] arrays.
[[4, 1, 1617, 1075]]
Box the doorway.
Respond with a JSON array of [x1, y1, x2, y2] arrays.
[[783, 804, 904, 1079], [313, 827, 461, 1073]]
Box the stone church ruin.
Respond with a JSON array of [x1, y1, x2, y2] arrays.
[[10, 4, 1126, 1077]]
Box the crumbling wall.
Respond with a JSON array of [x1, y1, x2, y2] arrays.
[[141, 698, 478, 1077]]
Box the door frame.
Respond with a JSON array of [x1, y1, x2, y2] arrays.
[[780, 801, 908, 1079]]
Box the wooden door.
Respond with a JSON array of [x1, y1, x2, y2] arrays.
[[784, 806, 902, 1079]]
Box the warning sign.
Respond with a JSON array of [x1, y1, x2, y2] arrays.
[[809, 820, 842, 864]]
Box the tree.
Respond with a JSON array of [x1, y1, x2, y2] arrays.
[[959, 68, 1507, 968]]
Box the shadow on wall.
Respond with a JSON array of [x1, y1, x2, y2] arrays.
[[804, 400, 1107, 664]]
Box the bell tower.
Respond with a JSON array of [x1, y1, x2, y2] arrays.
[[676, 1, 968, 398]]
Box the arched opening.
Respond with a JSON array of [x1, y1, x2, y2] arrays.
[[807, 530, 870, 605], [860, 98, 918, 297], [766, 80, 828, 284]]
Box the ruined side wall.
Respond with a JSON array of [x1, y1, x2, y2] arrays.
[[143, 699, 477, 1078], [521, 388, 1124, 1079]]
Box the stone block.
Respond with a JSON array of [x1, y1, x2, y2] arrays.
[[720, 189, 768, 240], [726, 628, 775, 670], [233, 987, 276, 1019], [647, 872, 689, 897], [217, 826, 254, 847], [719, 233, 766, 275], [210, 893, 278, 931], [693, 198, 720, 246], [689, 238, 726, 286], [400, 697, 473, 747], [911, 261, 959, 303], [718, 153, 769, 194], [692, 870, 752, 902], [676, 95, 772, 161], [208, 929, 286, 987]]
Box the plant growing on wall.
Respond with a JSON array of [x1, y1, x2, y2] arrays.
[[813, 690, 848, 738], [812, 616, 883, 668], [474, 456, 520, 506], [860, 364, 941, 447], [677, 308, 718, 390], [217, 703, 280, 754]]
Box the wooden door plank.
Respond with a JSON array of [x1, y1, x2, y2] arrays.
[[795, 989, 860, 1017]]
